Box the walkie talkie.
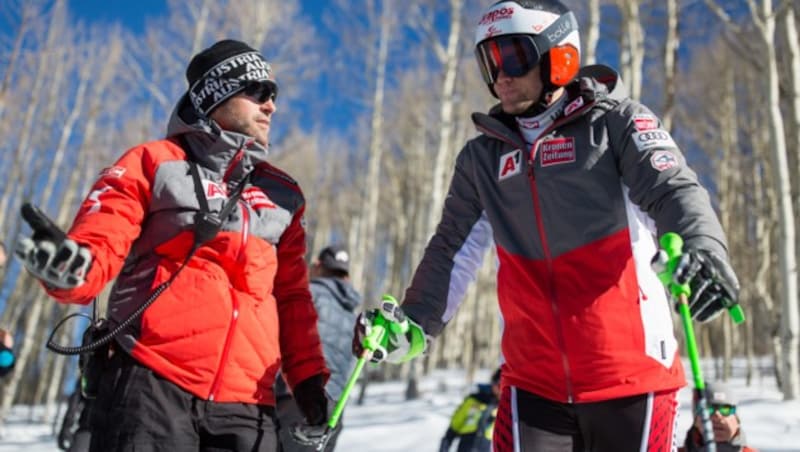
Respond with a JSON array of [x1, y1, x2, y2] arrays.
[[20, 203, 66, 242]]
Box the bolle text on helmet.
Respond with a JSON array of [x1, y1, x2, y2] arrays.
[[479, 7, 514, 25], [547, 20, 571, 44]]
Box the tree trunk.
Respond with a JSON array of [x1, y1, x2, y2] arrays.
[[425, 0, 463, 240], [0, 3, 33, 122], [618, 0, 644, 100], [662, 0, 680, 131], [583, 0, 600, 66], [782, 6, 800, 231], [351, 1, 391, 300], [758, 0, 799, 400], [0, 1, 65, 235]]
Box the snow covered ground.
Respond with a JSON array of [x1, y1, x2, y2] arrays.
[[1, 367, 798, 451]]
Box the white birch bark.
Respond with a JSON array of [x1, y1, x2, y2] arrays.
[[425, 0, 463, 239], [583, 0, 600, 66], [0, 1, 65, 234], [662, 0, 680, 131], [350, 1, 391, 297], [755, 0, 799, 401], [619, 0, 644, 100], [780, 5, 800, 288], [706, 0, 798, 400]]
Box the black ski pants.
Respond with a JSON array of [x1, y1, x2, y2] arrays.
[[492, 385, 679, 452], [89, 351, 278, 452]]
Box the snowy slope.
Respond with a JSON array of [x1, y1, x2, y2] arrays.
[[1, 368, 798, 452]]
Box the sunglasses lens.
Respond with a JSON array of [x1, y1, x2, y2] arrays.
[[475, 35, 541, 84], [708, 404, 735, 416], [243, 82, 276, 103]]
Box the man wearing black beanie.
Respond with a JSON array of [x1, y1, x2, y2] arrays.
[[16, 39, 329, 452]]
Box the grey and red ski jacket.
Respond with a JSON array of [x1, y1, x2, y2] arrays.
[[47, 93, 328, 405], [403, 65, 730, 403]]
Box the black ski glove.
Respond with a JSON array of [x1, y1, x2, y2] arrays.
[[673, 249, 740, 322], [293, 373, 328, 426]]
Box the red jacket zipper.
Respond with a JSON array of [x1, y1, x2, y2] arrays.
[[209, 155, 250, 400], [481, 98, 596, 403], [527, 140, 574, 403], [523, 102, 594, 403]]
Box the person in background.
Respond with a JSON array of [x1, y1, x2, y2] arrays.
[[353, 0, 740, 450], [0, 243, 14, 378], [439, 368, 502, 452], [277, 244, 363, 452], [0, 327, 13, 378], [16, 39, 329, 451], [680, 381, 759, 452]]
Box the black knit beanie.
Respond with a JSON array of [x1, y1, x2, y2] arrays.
[[186, 39, 275, 117]]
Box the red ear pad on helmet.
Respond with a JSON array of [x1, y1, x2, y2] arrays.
[[549, 45, 580, 86]]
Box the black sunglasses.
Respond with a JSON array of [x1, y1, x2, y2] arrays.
[[241, 81, 278, 104]]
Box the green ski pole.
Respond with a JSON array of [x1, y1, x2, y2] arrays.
[[656, 233, 745, 452], [303, 295, 406, 451], [327, 295, 404, 429]]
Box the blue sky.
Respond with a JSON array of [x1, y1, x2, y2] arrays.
[[64, 0, 351, 138], [68, 0, 168, 33], [67, 1, 326, 33]]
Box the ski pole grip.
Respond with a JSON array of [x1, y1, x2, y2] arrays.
[[659, 232, 745, 324], [363, 318, 387, 353], [658, 233, 690, 298]]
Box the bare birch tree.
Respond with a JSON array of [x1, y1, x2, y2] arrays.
[[0, 1, 65, 236], [617, 0, 644, 100], [352, 1, 391, 299], [409, 0, 464, 243], [583, 0, 601, 66], [0, 1, 34, 122], [779, 4, 800, 278], [705, 0, 799, 400], [662, 0, 680, 131]]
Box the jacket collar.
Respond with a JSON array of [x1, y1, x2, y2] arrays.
[[472, 64, 625, 147], [165, 92, 270, 182]]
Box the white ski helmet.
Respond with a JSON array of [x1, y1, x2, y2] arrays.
[[474, 0, 581, 98]]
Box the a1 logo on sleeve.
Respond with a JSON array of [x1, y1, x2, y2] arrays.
[[498, 149, 523, 181], [633, 114, 658, 131]]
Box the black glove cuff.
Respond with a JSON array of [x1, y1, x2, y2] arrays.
[[293, 373, 328, 426]]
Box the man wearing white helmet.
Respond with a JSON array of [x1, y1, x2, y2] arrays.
[[354, 1, 740, 450]]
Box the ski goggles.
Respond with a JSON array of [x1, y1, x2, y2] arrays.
[[241, 80, 278, 104], [706, 404, 736, 416], [475, 35, 542, 84]]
